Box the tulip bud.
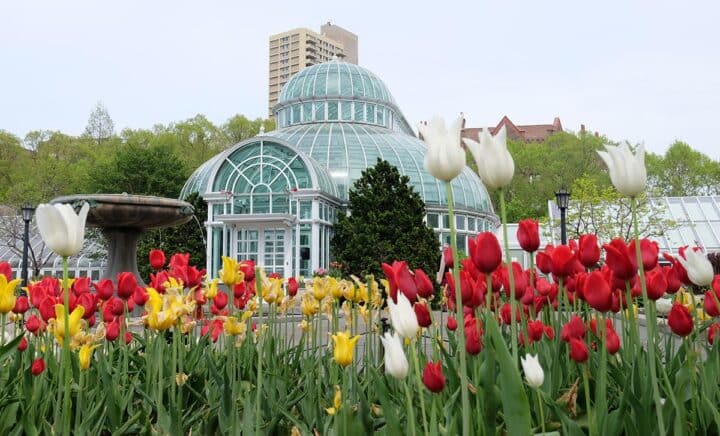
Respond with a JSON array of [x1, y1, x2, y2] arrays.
[[106, 320, 120, 341], [0, 262, 11, 281], [464, 125, 515, 190], [31, 357, 45, 376], [469, 233, 502, 274], [569, 338, 589, 363], [380, 332, 408, 379], [597, 143, 646, 197], [517, 219, 540, 253], [578, 234, 600, 268], [331, 331, 359, 368], [116, 272, 137, 300], [286, 277, 299, 297], [414, 269, 434, 299], [133, 286, 149, 306], [520, 354, 544, 388], [561, 315, 586, 342], [708, 323, 720, 345], [422, 361, 446, 393], [12, 296, 29, 314], [149, 249, 166, 270], [551, 245, 576, 278], [413, 302, 432, 328], [26, 315, 41, 333], [668, 303, 693, 337], [418, 115, 466, 182], [446, 316, 458, 331], [18, 336, 28, 352], [645, 269, 667, 301]]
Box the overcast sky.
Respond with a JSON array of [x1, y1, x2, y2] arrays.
[[2, 1, 719, 159]]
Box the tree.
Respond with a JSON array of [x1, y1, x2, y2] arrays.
[[331, 159, 439, 278], [83, 101, 115, 144], [136, 192, 207, 280], [646, 141, 720, 196], [223, 115, 275, 144]]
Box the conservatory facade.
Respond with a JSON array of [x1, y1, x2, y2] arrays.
[[180, 60, 498, 279]]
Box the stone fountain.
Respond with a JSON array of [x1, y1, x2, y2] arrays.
[[51, 194, 194, 285]]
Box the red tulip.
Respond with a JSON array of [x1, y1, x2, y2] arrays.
[[500, 303, 522, 325], [704, 290, 720, 317], [214, 291, 228, 310], [663, 266, 682, 294], [517, 219, 540, 253], [630, 239, 659, 271], [77, 293, 97, 319], [38, 297, 58, 322], [446, 316, 457, 331], [536, 278, 552, 296], [708, 323, 720, 345], [125, 332, 133, 344], [603, 239, 637, 281], [422, 361, 446, 393], [414, 269, 434, 298], [464, 320, 483, 355], [713, 274, 720, 294], [569, 337, 589, 363], [668, 303, 693, 337], [527, 320, 544, 342], [18, 336, 28, 352], [584, 271, 612, 312], [88, 314, 96, 328], [500, 262, 528, 300], [578, 234, 600, 268], [239, 259, 255, 281], [150, 271, 170, 293], [107, 297, 125, 317], [12, 296, 29, 314], [605, 327, 621, 354], [169, 253, 190, 270], [536, 245, 555, 275], [469, 232, 502, 274], [561, 315, 586, 342], [381, 261, 418, 303], [186, 267, 205, 289], [0, 261, 11, 280], [645, 269, 667, 301], [106, 319, 120, 341], [149, 249, 166, 270], [442, 245, 454, 269], [544, 325, 555, 339], [286, 277, 299, 297], [26, 315, 41, 333], [94, 279, 115, 301], [72, 277, 91, 295], [31, 358, 45, 375], [116, 272, 137, 300], [551, 245, 576, 278], [133, 286, 149, 306], [414, 302, 432, 328]]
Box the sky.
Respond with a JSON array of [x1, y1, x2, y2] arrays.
[[1, 1, 719, 159]]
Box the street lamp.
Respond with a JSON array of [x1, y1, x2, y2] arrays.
[[20, 204, 35, 288], [555, 188, 570, 245]]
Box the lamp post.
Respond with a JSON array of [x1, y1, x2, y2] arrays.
[[20, 204, 35, 289], [555, 188, 570, 245]]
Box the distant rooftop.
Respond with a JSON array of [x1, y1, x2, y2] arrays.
[[462, 115, 563, 143]]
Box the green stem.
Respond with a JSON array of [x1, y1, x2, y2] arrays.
[[445, 182, 471, 436], [536, 388, 546, 434], [499, 189, 519, 366], [582, 365, 595, 436], [62, 256, 72, 434], [631, 196, 666, 436], [255, 268, 264, 434], [410, 340, 429, 436], [404, 378, 418, 436]]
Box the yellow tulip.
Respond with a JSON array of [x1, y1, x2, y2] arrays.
[[79, 344, 99, 370], [219, 256, 240, 286], [0, 275, 20, 314], [299, 320, 310, 333], [204, 279, 219, 299], [331, 331, 359, 367], [327, 277, 343, 299], [312, 277, 327, 300], [325, 385, 342, 415], [53, 304, 85, 344], [263, 277, 283, 304], [301, 295, 319, 317], [224, 317, 247, 336]]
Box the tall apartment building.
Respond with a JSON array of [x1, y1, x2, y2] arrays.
[[268, 24, 358, 116]]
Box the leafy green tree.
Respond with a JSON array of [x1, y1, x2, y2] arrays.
[[223, 115, 275, 144], [331, 159, 439, 277], [83, 101, 115, 145], [646, 141, 720, 196], [136, 192, 207, 280]]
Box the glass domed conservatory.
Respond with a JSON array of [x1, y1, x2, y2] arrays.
[[181, 60, 497, 278]]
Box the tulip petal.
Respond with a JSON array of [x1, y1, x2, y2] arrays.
[[36, 204, 69, 257]]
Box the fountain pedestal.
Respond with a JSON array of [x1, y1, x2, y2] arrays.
[[51, 194, 194, 285]]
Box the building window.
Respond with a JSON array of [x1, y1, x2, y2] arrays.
[[328, 101, 338, 120]]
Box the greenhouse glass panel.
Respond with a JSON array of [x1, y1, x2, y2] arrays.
[[456, 215, 466, 230], [679, 226, 696, 245], [427, 213, 439, 228], [694, 222, 718, 246], [376, 106, 385, 126], [314, 102, 325, 121], [252, 185, 271, 214], [326, 65, 339, 95], [300, 201, 312, 219], [339, 69, 352, 96], [341, 101, 352, 120], [303, 103, 313, 122], [667, 199, 686, 219], [699, 198, 720, 220], [366, 104, 375, 124], [233, 195, 250, 214], [354, 102, 365, 122], [683, 198, 706, 220], [328, 101, 338, 120], [292, 106, 300, 124], [315, 67, 327, 95]]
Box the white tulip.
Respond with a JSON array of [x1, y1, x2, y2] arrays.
[[380, 331, 409, 379], [463, 125, 515, 190], [597, 143, 647, 197], [678, 248, 714, 287], [418, 115, 466, 182], [520, 354, 544, 388], [36, 202, 90, 257], [388, 292, 419, 339], [656, 298, 673, 315]]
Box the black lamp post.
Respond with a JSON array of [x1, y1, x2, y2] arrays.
[[20, 204, 35, 288], [555, 188, 570, 245]]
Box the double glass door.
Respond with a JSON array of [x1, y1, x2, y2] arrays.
[[236, 227, 287, 276]]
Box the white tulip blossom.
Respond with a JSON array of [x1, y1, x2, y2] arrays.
[[36, 202, 90, 257], [520, 354, 544, 388], [380, 331, 409, 379], [388, 292, 419, 339], [418, 115, 466, 182], [597, 143, 647, 197], [463, 125, 515, 190], [678, 248, 714, 287], [656, 298, 673, 315]]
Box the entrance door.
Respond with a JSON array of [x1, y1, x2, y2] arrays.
[[234, 227, 288, 276], [263, 228, 285, 275], [236, 229, 259, 263]]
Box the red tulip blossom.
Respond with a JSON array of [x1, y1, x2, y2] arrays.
[[12, 296, 29, 314], [72, 277, 91, 295], [469, 232, 502, 274], [214, 291, 229, 310], [578, 234, 600, 268], [663, 252, 690, 285], [382, 261, 418, 303], [149, 271, 170, 294], [464, 320, 483, 355], [645, 269, 668, 301], [169, 253, 190, 270], [445, 270, 475, 308], [500, 262, 528, 300], [414, 302, 432, 328], [414, 269, 434, 298], [446, 316, 458, 331], [239, 259, 256, 282], [77, 293, 97, 319], [116, 272, 137, 300], [422, 361, 446, 393], [94, 279, 115, 301], [0, 261, 11, 280], [133, 287, 149, 306], [201, 319, 224, 342], [584, 271, 612, 312], [708, 323, 720, 345], [630, 238, 659, 271], [603, 239, 637, 281], [663, 266, 682, 294], [500, 303, 523, 325], [527, 320, 545, 342], [517, 219, 540, 253], [286, 277, 299, 297], [668, 303, 693, 337], [18, 336, 28, 352], [26, 315, 41, 334], [569, 337, 589, 363], [544, 325, 555, 339], [535, 245, 555, 275], [551, 245, 576, 278], [149, 249, 166, 270], [561, 315, 586, 342], [590, 318, 621, 354], [31, 358, 45, 376], [704, 290, 720, 317], [442, 245, 454, 269]]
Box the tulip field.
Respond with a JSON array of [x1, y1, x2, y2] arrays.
[[2, 125, 720, 435]]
